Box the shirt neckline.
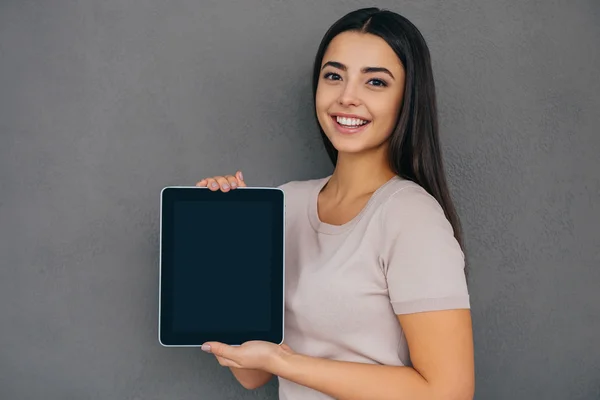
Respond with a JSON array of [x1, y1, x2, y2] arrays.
[[308, 174, 400, 235]]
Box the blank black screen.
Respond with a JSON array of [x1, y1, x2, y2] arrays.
[[172, 200, 272, 333]]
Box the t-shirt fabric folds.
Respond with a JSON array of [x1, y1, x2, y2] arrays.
[[276, 175, 470, 400]]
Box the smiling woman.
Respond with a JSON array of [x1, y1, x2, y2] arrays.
[[316, 31, 405, 156], [196, 7, 474, 400]]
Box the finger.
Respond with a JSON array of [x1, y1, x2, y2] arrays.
[[215, 355, 226, 365], [224, 175, 238, 189], [215, 355, 242, 368], [205, 178, 219, 191], [196, 179, 208, 187], [202, 342, 236, 361], [280, 343, 294, 354], [236, 171, 246, 187], [215, 355, 230, 366], [214, 176, 232, 192]]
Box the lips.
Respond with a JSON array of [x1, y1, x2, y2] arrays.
[[330, 115, 371, 135], [331, 113, 370, 125]]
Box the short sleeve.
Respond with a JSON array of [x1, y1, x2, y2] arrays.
[[379, 186, 470, 315]]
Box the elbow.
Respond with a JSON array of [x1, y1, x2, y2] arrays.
[[239, 376, 273, 391], [431, 383, 474, 400], [429, 375, 475, 400], [452, 387, 474, 400], [240, 380, 266, 390], [241, 382, 258, 390], [240, 382, 260, 390]]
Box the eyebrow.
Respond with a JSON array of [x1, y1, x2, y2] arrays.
[[321, 61, 395, 80]]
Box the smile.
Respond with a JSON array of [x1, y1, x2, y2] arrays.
[[335, 116, 369, 127], [330, 115, 371, 135]]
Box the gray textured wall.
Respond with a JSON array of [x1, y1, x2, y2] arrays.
[[1, 0, 598, 399]]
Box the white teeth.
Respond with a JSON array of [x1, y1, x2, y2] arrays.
[[336, 116, 368, 127]]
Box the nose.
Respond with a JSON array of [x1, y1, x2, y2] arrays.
[[337, 81, 361, 107]]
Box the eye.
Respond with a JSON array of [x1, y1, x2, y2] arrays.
[[323, 72, 341, 81], [368, 78, 388, 87]]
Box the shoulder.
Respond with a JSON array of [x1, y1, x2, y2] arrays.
[[276, 176, 328, 214], [276, 179, 310, 192], [377, 179, 462, 259], [380, 179, 452, 231], [376, 181, 469, 313], [277, 176, 328, 195]]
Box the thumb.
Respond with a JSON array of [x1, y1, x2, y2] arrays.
[[202, 342, 236, 359], [280, 343, 294, 353], [236, 170, 246, 187]]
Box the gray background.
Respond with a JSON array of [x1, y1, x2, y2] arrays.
[[1, 0, 598, 399]]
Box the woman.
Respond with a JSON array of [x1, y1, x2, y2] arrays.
[[195, 7, 474, 400]]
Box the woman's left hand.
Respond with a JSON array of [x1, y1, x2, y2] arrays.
[[201, 340, 295, 372]]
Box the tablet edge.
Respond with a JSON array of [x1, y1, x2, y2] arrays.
[[157, 185, 286, 347]]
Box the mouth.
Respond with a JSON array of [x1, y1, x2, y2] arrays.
[[330, 115, 371, 135]]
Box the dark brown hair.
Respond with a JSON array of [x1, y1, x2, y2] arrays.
[[312, 7, 465, 254]]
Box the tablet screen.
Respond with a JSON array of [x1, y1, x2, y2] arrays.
[[172, 200, 272, 332], [159, 187, 284, 347]]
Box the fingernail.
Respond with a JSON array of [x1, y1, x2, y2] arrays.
[[223, 183, 230, 190], [239, 172, 243, 181], [211, 182, 218, 188], [231, 182, 237, 188], [201, 344, 211, 352]]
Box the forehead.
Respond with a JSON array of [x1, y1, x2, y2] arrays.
[[322, 31, 402, 72]]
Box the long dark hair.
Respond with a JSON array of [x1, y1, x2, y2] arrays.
[[312, 7, 465, 253]]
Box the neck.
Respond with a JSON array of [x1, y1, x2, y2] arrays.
[[325, 146, 396, 200]]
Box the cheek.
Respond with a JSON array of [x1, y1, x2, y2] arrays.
[[314, 99, 329, 133], [315, 85, 338, 126], [316, 80, 346, 106], [374, 95, 402, 127], [365, 98, 400, 141], [315, 85, 333, 112], [315, 89, 325, 113]]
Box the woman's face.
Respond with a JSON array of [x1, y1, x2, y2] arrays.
[[316, 31, 405, 156]]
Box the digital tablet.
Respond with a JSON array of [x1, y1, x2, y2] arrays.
[[158, 186, 285, 347]]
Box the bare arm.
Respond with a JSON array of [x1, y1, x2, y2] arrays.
[[228, 366, 273, 390], [267, 309, 474, 400]]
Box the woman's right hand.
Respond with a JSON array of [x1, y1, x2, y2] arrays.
[[196, 170, 246, 192]]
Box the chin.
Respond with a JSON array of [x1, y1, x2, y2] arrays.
[[326, 137, 370, 154], [327, 132, 391, 156]]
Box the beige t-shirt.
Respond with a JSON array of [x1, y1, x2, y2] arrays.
[[277, 175, 470, 399]]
